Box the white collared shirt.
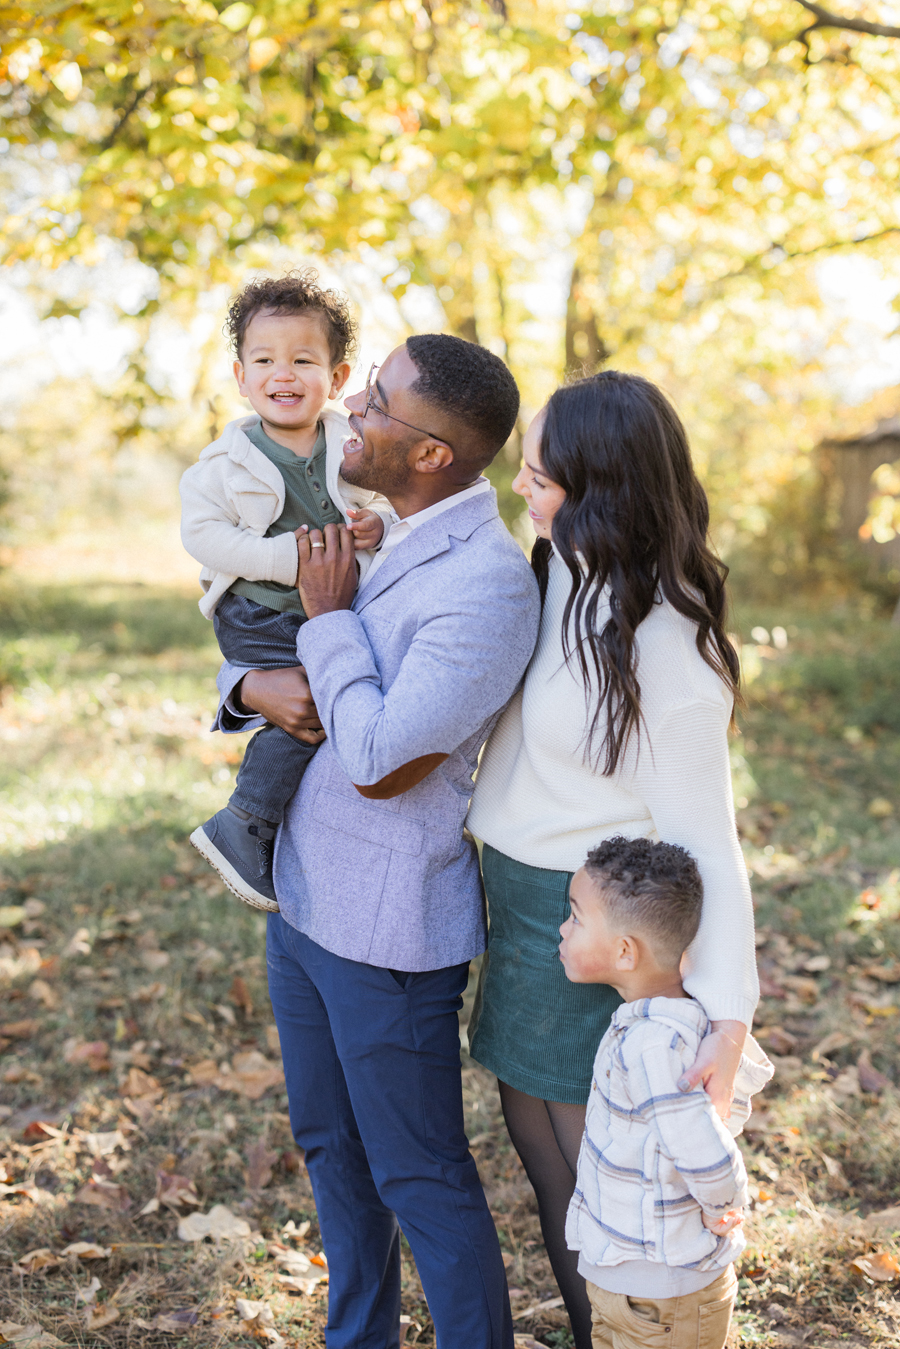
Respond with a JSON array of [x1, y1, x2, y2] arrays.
[[357, 477, 491, 593]]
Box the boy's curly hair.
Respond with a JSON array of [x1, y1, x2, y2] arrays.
[[225, 268, 358, 366], [584, 835, 703, 965]]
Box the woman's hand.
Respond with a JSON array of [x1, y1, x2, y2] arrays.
[[678, 1020, 747, 1119], [236, 666, 326, 746]]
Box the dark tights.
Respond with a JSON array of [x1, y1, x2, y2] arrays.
[[499, 1081, 593, 1349]]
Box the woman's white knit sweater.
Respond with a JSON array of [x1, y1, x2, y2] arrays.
[[468, 550, 758, 1027]]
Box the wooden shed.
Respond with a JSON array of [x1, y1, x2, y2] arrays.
[[821, 417, 900, 570]]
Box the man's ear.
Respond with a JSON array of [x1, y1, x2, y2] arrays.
[[614, 935, 638, 972], [413, 440, 454, 475], [329, 361, 352, 399]]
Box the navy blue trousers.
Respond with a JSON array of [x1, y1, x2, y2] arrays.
[[266, 914, 514, 1349], [213, 592, 316, 823]]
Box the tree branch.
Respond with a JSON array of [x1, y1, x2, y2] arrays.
[[711, 226, 900, 292], [793, 0, 900, 40], [100, 84, 150, 151]]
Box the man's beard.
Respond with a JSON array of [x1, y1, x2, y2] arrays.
[[342, 429, 413, 499]]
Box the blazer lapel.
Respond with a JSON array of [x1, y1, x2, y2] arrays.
[[354, 488, 499, 612]]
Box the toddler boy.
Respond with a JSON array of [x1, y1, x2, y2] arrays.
[[180, 270, 391, 913], [560, 836, 772, 1349]]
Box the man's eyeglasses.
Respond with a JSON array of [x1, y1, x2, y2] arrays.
[[362, 363, 452, 449]]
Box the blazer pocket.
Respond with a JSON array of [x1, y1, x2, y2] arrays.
[[312, 787, 424, 857]]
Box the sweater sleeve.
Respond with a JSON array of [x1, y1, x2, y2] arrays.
[[631, 701, 759, 1026], [179, 463, 299, 587], [633, 1031, 749, 1216]]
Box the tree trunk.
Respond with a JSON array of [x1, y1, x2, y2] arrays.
[[564, 264, 608, 377]]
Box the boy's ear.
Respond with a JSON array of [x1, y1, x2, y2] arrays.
[[233, 358, 247, 396], [614, 934, 638, 972], [329, 361, 352, 399]]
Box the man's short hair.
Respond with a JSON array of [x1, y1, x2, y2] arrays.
[[584, 836, 702, 966], [406, 333, 520, 470], [225, 268, 358, 366]]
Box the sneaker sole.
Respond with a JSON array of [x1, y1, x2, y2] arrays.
[[189, 826, 280, 914]]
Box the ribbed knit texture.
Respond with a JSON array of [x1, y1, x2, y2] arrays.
[[467, 550, 759, 1027]]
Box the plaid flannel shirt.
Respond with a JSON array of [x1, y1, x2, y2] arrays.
[[566, 997, 773, 1274]]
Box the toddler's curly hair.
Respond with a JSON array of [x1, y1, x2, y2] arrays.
[[225, 268, 358, 366]]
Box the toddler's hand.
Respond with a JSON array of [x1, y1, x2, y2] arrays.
[[346, 508, 385, 550], [702, 1208, 744, 1236]]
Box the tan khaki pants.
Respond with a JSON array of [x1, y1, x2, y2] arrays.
[[586, 1265, 737, 1349]]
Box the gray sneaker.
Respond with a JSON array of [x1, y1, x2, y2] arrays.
[[189, 805, 279, 913]]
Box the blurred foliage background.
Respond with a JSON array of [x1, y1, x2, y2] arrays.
[[4, 7, 900, 1345], [1, 0, 900, 601]]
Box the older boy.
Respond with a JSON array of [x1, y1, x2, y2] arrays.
[[179, 271, 391, 911], [560, 837, 772, 1349]]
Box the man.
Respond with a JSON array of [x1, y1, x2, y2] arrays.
[[216, 334, 540, 1348]]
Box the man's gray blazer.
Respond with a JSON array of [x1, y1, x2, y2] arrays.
[[216, 487, 540, 971]]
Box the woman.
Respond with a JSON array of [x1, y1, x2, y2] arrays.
[[467, 372, 758, 1347]]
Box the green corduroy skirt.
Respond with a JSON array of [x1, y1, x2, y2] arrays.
[[468, 844, 622, 1105]]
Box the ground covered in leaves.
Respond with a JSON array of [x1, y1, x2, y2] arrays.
[[1, 581, 900, 1347]]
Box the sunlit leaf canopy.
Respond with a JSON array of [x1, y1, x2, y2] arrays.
[[2, 0, 900, 553]]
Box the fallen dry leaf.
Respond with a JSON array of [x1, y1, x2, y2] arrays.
[[0, 906, 26, 928], [60, 1242, 111, 1260], [82, 1129, 130, 1158], [13, 1249, 61, 1275], [0, 1182, 41, 1201], [0, 1322, 64, 1346], [63, 1039, 111, 1072], [194, 946, 225, 979], [74, 1178, 131, 1212], [513, 1295, 566, 1319], [266, 1024, 281, 1055], [758, 1026, 796, 1055], [83, 1305, 120, 1331], [230, 974, 254, 1016], [2, 1066, 42, 1086], [190, 1052, 284, 1101], [234, 1298, 285, 1345], [858, 1050, 891, 1095], [827, 1065, 860, 1100], [140, 949, 170, 972], [245, 1138, 279, 1193], [120, 1066, 162, 1099], [152, 1310, 199, 1332], [0, 1020, 40, 1040], [865, 1207, 900, 1237], [187, 1059, 220, 1087], [133, 981, 166, 1002], [155, 1169, 200, 1209], [76, 1275, 101, 1305], [222, 1051, 284, 1101], [177, 1203, 253, 1245], [63, 927, 91, 957], [811, 1030, 852, 1061], [850, 1251, 900, 1281], [28, 980, 59, 1010]]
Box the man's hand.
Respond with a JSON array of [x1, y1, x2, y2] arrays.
[[677, 1020, 747, 1119], [237, 666, 325, 745], [346, 507, 386, 551], [702, 1207, 744, 1237], [296, 523, 358, 618]]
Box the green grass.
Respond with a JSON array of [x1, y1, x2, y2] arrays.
[[3, 578, 900, 1346]]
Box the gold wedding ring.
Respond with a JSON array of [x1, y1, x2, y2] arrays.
[[310, 541, 325, 548]]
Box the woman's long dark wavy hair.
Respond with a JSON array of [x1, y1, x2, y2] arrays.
[[532, 370, 741, 774]]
